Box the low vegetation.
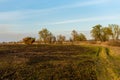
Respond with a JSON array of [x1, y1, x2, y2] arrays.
[[0, 44, 98, 80], [0, 44, 119, 80], [23, 37, 35, 45]]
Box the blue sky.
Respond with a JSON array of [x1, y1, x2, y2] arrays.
[[0, 0, 120, 42]]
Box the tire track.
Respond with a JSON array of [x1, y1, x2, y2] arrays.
[[98, 47, 119, 80]]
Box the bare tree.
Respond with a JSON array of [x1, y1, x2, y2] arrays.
[[77, 33, 87, 41], [71, 30, 87, 41], [39, 28, 53, 44], [109, 24, 120, 40], [57, 34, 66, 44], [71, 30, 78, 41]]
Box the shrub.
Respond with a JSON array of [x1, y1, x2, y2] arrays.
[[23, 37, 35, 45]]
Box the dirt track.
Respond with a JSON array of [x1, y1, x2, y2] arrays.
[[99, 47, 119, 80]]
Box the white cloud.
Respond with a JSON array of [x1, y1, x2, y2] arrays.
[[0, 11, 26, 21], [45, 15, 120, 25], [0, 0, 110, 22], [56, 0, 110, 9], [36, 0, 110, 11], [23, 0, 110, 13]]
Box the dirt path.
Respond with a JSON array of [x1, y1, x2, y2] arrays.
[[98, 47, 120, 80], [79, 43, 120, 80]]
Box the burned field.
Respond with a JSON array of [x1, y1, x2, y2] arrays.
[[0, 44, 119, 80]]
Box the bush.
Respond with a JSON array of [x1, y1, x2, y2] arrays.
[[23, 37, 35, 45]]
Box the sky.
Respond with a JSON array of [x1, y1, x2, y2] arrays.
[[0, 0, 120, 42]]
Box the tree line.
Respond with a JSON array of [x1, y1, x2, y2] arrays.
[[23, 24, 120, 44], [91, 24, 120, 42]]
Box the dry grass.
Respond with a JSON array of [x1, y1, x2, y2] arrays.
[[0, 44, 98, 80], [0, 44, 119, 80], [107, 41, 120, 47]]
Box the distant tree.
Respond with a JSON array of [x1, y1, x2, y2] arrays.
[[39, 28, 53, 44], [52, 36, 56, 43], [71, 30, 87, 41], [91, 24, 113, 42], [71, 30, 78, 41], [57, 35, 66, 44], [69, 37, 73, 42], [91, 24, 103, 41], [46, 32, 53, 44], [23, 37, 35, 45], [101, 27, 112, 41], [77, 33, 87, 41], [109, 24, 120, 40]]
